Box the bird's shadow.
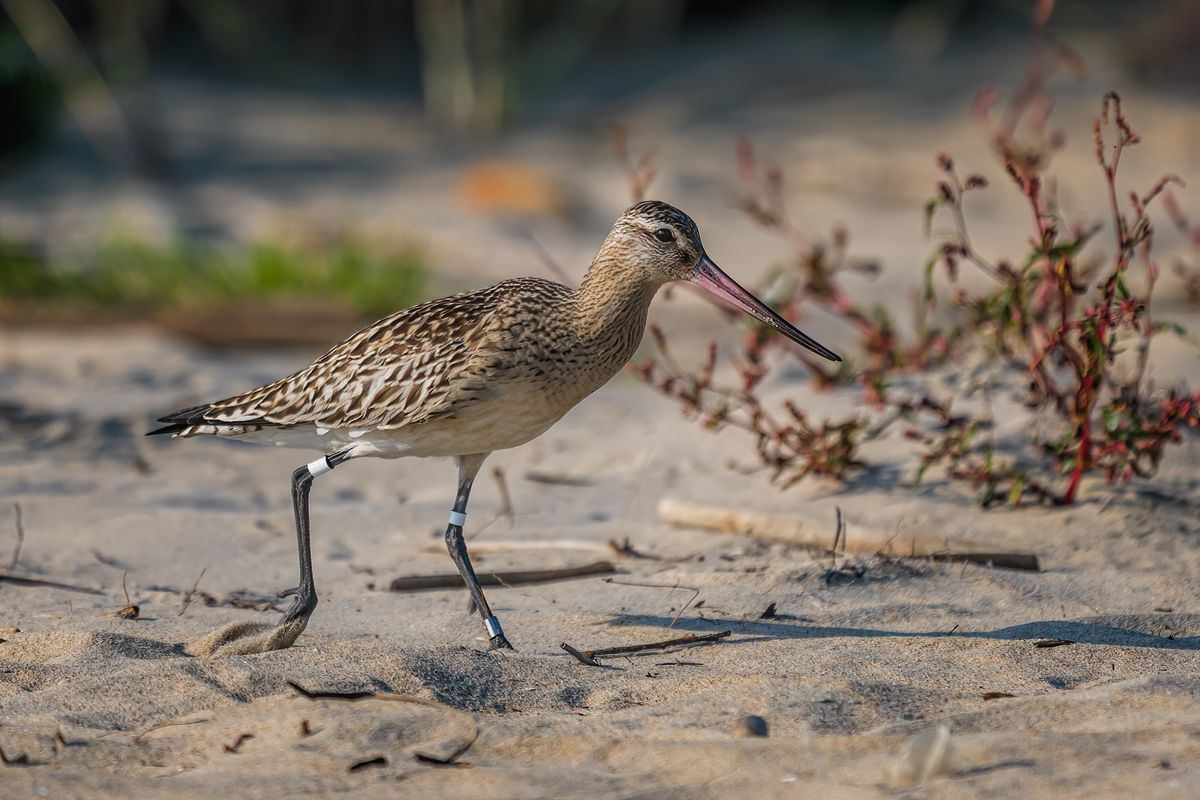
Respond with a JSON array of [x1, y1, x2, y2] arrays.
[[605, 614, 1200, 651]]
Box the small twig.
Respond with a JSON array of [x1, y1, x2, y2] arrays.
[[9, 503, 24, 571], [607, 537, 691, 563], [1034, 639, 1075, 648], [422, 539, 608, 556], [523, 470, 591, 487], [389, 561, 614, 592], [560, 642, 601, 667], [0, 572, 103, 594], [222, 733, 254, 754], [469, 466, 516, 540], [602, 576, 702, 630], [492, 467, 514, 529], [177, 567, 206, 617], [831, 507, 844, 567], [132, 717, 210, 744], [583, 630, 731, 658]]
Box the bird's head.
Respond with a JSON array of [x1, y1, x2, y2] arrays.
[[607, 200, 841, 362]]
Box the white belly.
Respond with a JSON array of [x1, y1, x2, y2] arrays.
[[221, 377, 578, 459]]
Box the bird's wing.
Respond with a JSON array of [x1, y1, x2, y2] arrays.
[[157, 279, 565, 432]]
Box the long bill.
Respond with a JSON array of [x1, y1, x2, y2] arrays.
[[690, 254, 842, 363]]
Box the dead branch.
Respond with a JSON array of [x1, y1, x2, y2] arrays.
[[0, 572, 103, 594], [577, 630, 732, 660], [560, 641, 601, 666], [657, 499, 1040, 571], [420, 539, 609, 555], [389, 560, 615, 592]]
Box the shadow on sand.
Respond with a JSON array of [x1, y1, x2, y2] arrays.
[[607, 614, 1200, 652]]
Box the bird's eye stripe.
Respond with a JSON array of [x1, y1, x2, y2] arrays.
[[653, 228, 674, 243]]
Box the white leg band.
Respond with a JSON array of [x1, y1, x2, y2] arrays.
[[307, 457, 333, 478], [484, 616, 503, 637], [448, 510, 467, 527]]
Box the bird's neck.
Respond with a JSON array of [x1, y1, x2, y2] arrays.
[[572, 254, 662, 336]]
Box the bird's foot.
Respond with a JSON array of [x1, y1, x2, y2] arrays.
[[488, 633, 515, 652], [483, 615, 514, 651], [277, 585, 318, 624]]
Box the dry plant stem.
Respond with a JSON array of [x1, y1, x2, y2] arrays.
[[467, 466, 515, 539], [132, 717, 210, 744], [388, 560, 614, 591], [583, 630, 731, 658], [9, 503, 23, 570], [560, 642, 601, 667], [177, 567, 206, 616], [601, 575, 701, 630], [523, 470, 591, 486], [611, 123, 657, 202], [420, 539, 609, 555], [658, 499, 1040, 571], [0, 571, 103, 594]]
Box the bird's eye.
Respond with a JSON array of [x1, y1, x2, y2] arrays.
[[653, 228, 674, 243]]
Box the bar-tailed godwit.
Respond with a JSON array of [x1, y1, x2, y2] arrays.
[[151, 201, 840, 652]]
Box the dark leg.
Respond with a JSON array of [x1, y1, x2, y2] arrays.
[[444, 453, 513, 650], [278, 449, 351, 626]]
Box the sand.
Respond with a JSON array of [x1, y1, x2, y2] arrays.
[[1, 323, 1198, 799]]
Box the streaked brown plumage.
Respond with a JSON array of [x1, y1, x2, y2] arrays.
[[152, 201, 839, 653]]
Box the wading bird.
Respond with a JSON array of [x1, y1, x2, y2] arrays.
[[151, 201, 840, 652]]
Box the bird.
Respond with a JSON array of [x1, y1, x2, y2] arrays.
[[149, 200, 840, 652]]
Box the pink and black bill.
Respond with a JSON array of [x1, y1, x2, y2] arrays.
[[691, 254, 841, 362]]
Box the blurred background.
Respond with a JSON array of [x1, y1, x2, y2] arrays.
[[0, 0, 1197, 347]]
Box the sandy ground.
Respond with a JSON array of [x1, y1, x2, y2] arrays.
[[3, 22, 1200, 800], [0, 323, 1198, 799]]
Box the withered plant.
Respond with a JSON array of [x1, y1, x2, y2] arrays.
[[631, 12, 1199, 507]]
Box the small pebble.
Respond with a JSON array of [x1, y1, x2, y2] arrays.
[[732, 715, 769, 738]]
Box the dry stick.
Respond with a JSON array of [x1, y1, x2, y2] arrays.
[[0, 572, 103, 594], [607, 537, 692, 563], [468, 466, 516, 540], [523, 470, 591, 486], [657, 499, 1040, 572], [9, 503, 23, 570], [602, 576, 701, 630], [178, 567, 206, 616], [583, 630, 731, 658], [389, 560, 615, 592], [492, 466, 514, 529], [132, 717, 210, 744], [831, 507, 844, 568], [421, 539, 609, 556], [560, 642, 601, 667], [0, 507, 127, 595]]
